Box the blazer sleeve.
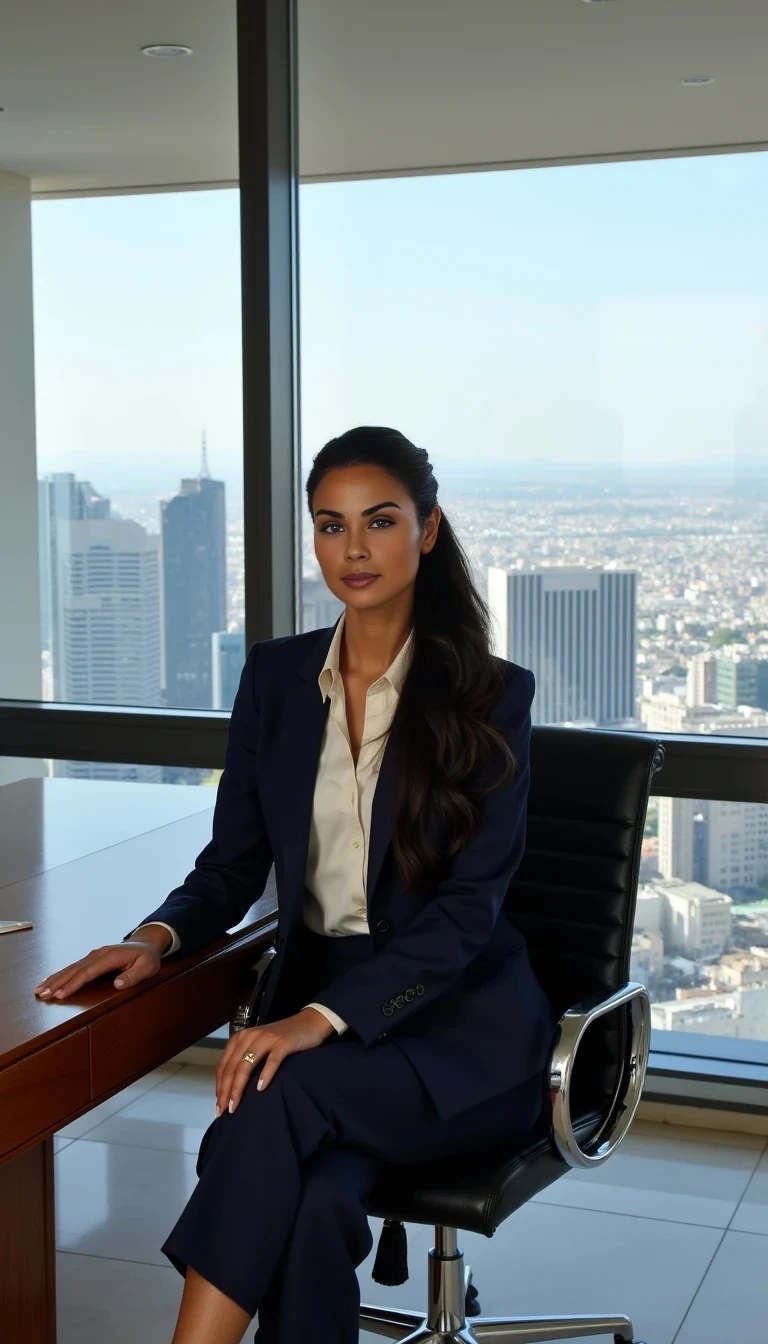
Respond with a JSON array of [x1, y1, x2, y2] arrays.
[[121, 641, 273, 959], [315, 665, 535, 1046]]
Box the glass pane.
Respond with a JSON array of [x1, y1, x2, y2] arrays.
[[298, 159, 768, 736], [1, 8, 244, 712], [638, 796, 768, 1044]]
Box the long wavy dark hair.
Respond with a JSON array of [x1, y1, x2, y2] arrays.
[[305, 426, 520, 892]]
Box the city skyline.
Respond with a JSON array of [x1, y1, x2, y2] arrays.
[[30, 151, 768, 491]]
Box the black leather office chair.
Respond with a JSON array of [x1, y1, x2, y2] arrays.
[[233, 727, 663, 1344]]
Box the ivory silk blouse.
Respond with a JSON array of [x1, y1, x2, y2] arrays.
[[131, 611, 415, 1037]]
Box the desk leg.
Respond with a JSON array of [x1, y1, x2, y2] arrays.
[[0, 1136, 57, 1342]]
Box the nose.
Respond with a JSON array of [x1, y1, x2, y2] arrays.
[[345, 534, 370, 562]]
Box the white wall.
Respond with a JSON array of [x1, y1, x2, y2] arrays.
[[0, 170, 44, 785]]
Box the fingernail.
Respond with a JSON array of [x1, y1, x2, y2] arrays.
[[228, 1099, 234, 1113], [215, 1104, 221, 1119], [39, 988, 51, 997], [54, 990, 64, 998], [115, 980, 124, 987], [257, 1079, 265, 1091]]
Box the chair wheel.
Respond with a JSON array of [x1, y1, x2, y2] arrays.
[[465, 1281, 481, 1317]]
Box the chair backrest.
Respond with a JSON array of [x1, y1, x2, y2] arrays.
[[504, 726, 664, 1110]]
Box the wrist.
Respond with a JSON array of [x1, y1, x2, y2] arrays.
[[130, 924, 173, 956], [301, 1006, 336, 1038]]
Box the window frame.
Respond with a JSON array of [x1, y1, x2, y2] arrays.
[[2, 0, 768, 1103]]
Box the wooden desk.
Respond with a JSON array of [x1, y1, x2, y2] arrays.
[[0, 779, 278, 1344]]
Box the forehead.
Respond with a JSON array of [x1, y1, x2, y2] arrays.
[[313, 464, 409, 508]]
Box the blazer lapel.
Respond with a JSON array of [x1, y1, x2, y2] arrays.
[[366, 725, 398, 902], [280, 623, 336, 906]]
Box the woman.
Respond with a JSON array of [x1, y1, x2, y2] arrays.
[[33, 427, 556, 1344]]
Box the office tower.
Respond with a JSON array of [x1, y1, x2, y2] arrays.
[[658, 796, 696, 882], [38, 472, 111, 689], [212, 630, 246, 710], [51, 517, 163, 782], [715, 655, 768, 711], [703, 800, 768, 891], [659, 795, 768, 892], [687, 652, 718, 708], [54, 518, 162, 705], [162, 435, 227, 709], [301, 577, 345, 633], [487, 565, 636, 725]]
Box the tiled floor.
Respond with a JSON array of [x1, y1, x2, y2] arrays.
[[54, 1065, 768, 1343]]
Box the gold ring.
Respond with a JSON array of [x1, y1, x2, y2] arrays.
[[242, 1051, 257, 1064]]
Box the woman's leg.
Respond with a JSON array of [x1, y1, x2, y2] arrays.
[[170, 1267, 251, 1344], [256, 1146, 379, 1344], [162, 1025, 545, 1342]]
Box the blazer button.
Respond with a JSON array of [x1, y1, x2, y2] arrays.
[[404, 988, 415, 1001], [376, 919, 390, 933], [416, 984, 425, 995], [382, 1005, 394, 1017], [395, 994, 405, 1008]]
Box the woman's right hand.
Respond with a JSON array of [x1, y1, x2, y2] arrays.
[[33, 932, 168, 1000]]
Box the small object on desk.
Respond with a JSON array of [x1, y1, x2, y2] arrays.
[[0, 920, 33, 935]]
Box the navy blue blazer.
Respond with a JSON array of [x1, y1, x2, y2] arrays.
[[125, 622, 556, 1122]]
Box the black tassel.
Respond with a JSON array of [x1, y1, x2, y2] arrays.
[[372, 1218, 409, 1285]]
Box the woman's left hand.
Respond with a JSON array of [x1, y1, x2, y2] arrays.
[[216, 1008, 336, 1116]]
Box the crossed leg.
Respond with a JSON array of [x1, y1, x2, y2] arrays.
[[255, 1146, 380, 1344]]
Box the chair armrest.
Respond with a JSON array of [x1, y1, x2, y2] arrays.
[[549, 980, 650, 1170], [229, 944, 278, 1035]]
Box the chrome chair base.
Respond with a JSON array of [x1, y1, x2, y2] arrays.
[[359, 1227, 641, 1344]]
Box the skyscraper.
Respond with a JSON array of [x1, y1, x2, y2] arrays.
[[301, 577, 344, 633], [162, 434, 227, 709], [212, 630, 246, 711], [487, 565, 637, 725], [38, 472, 111, 693], [51, 516, 163, 782], [715, 655, 768, 712], [55, 518, 162, 706]]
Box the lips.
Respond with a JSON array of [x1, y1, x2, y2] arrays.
[[342, 573, 379, 587]]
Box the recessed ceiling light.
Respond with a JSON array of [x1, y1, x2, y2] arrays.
[[142, 44, 193, 58], [681, 75, 715, 86]]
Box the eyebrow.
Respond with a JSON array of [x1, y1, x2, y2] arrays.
[[314, 500, 402, 520]]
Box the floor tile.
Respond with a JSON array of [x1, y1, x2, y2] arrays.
[[409, 1202, 720, 1344], [631, 1117, 767, 1151], [674, 1230, 768, 1344], [57, 1252, 182, 1344], [55, 1138, 199, 1265], [730, 1148, 768, 1236], [57, 1063, 185, 1139], [533, 1127, 761, 1227], [82, 1064, 217, 1153]]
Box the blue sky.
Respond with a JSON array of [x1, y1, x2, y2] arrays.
[[31, 150, 768, 492]]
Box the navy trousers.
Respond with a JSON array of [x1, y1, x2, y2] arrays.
[[161, 926, 547, 1343]]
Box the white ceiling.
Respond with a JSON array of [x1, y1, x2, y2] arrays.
[[1, 0, 768, 196]]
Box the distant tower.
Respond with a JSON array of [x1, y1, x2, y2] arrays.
[[162, 440, 227, 709], [51, 516, 163, 782], [38, 472, 111, 696], [200, 428, 211, 480], [487, 565, 637, 725]]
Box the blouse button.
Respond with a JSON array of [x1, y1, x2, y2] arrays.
[[351, 840, 360, 849]]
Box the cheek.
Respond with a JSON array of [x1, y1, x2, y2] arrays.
[[377, 529, 419, 570]]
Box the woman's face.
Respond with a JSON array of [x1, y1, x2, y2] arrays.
[[311, 464, 440, 613]]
